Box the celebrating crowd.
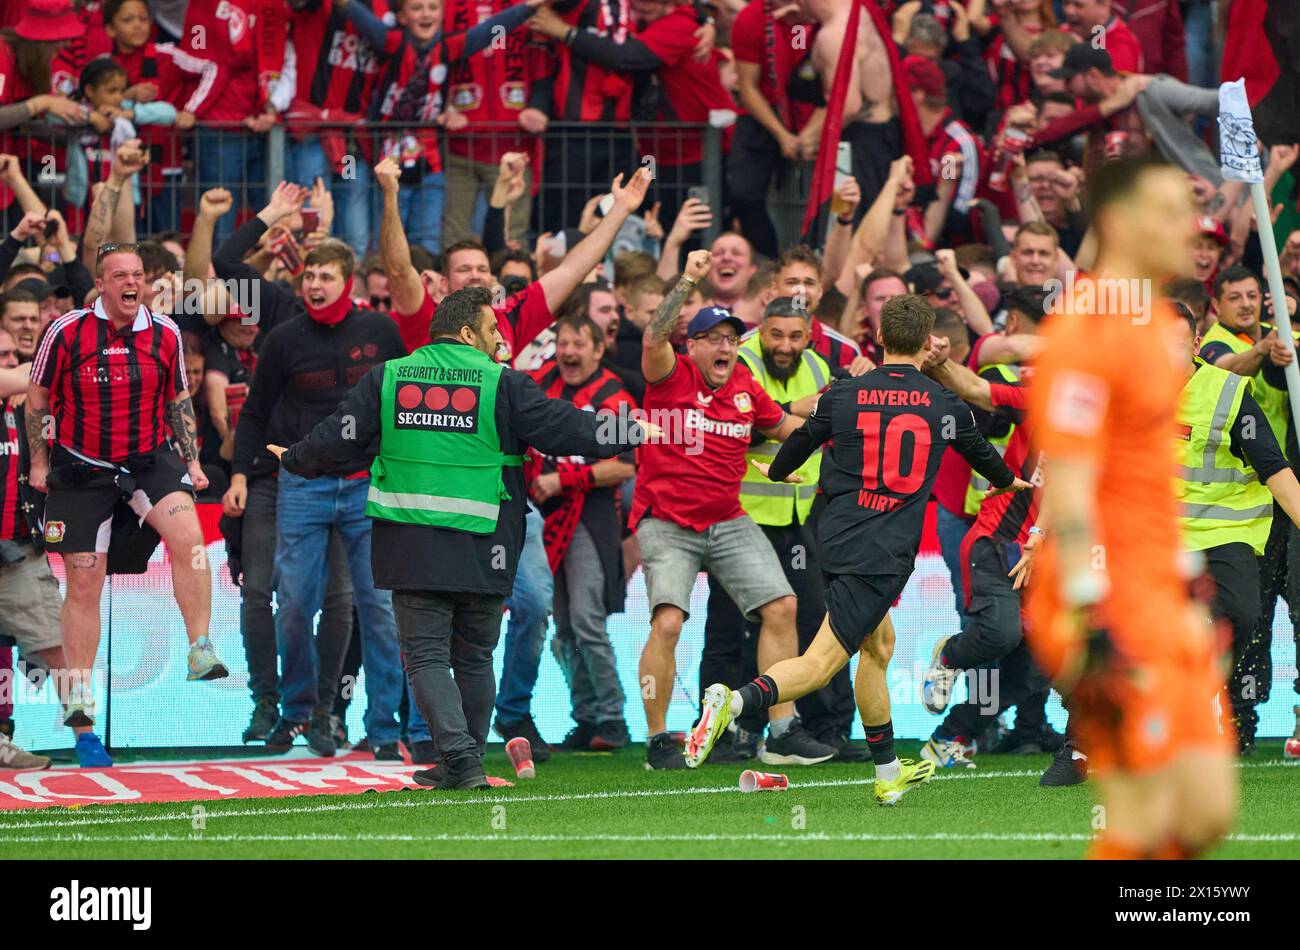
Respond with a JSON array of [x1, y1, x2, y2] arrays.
[[0, 0, 1297, 802]]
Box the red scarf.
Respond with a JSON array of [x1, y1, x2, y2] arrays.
[[305, 277, 355, 326], [802, 0, 931, 237]]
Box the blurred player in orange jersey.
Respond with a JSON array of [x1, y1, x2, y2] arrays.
[[1025, 154, 1237, 860]]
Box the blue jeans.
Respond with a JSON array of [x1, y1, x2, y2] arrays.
[[1183, 1, 1216, 89], [274, 471, 403, 745], [197, 128, 267, 245], [936, 504, 974, 621], [286, 138, 373, 255], [494, 506, 553, 722], [397, 171, 445, 256]]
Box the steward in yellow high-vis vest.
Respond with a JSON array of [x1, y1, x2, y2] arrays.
[[275, 287, 650, 789], [1173, 305, 1300, 753]]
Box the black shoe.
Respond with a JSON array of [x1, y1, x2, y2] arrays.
[[558, 721, 599, 751], [372, 742, 403, 761], [731, 725, 760, 759], [819, 732, 872, 763], [1232, 707, 1258, 756], [591, 719, 630, 751], [493, 715, 552, 763], [419, 759, 489, 790], [331, 714, 349, 750], [991, 729, 1045, 755], [1040, 742, 1086, 786], [409, 739, 440, 764], [645, 732, 687, 770], [760, 723, 836, 766], [705, 734, 750, 764], [265, 716, 307, 753], [242, 699, 278, 744], [307, 711, 336, 757]]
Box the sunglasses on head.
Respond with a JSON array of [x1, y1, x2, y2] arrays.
[[96, 242, 140, 262]]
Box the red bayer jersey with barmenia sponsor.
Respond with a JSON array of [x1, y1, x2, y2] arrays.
[[631, 354, 784, 532]]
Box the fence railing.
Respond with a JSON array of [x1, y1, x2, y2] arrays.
[[0, 120, 728, 255]]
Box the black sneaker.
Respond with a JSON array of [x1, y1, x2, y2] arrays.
[[819, 732, 872, 763], [242, 699, 279, 744], [331, 714, 349, 750], [591, 719, 630, 751], [1039, 742, 1086, 786], [706, 732, 750, 764], [265, 716, 307, 753], [308, 711, 336, 757], [645, 732, 687, 770], [990, 729, 1045, 755], [760, 724, 836, 766], [493, 715, 552, 763], [372, 742, 403, 761], [418, 759, 489, 790], [558, 721, 599, 751], [409, 739, 440, 764], [731, 725, 760, 759]]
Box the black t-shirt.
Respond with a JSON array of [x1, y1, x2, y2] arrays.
[[768, 363, 1015, 576]]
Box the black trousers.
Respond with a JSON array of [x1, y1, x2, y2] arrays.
[[1205, 542, 1262, 733], [726, 114, 786, 260], [699, 511, 855, 738], [539, 132, 638, 236], [841, 119, 902, 228], [939, 536, 1050, 740], [1250, 506, 1300, 712], [391, 590, 505, 769]]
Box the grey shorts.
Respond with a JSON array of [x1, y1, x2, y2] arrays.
[[636, 515, 794, 621], [0, 548, 64, 654]]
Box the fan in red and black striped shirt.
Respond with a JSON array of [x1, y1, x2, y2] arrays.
[[30, 271, 189, 467]]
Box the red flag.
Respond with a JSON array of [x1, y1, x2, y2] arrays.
[[801, 0, 931, 239], [1222, 0, 1300, 147]]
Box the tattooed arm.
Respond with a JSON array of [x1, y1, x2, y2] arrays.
[[83, 140, 147, 271], [642, 249, 712, 385], [165, 391, 210, 492], [25, 383, 51, 492]]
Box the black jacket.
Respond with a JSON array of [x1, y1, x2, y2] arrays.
[[280, 339, 643, 594]]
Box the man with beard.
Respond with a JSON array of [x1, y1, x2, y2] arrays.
[[528, 313, 638, 751], [699, 295, 855, 764]]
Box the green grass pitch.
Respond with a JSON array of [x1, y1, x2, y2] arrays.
[[2, 742, 1296, 860]]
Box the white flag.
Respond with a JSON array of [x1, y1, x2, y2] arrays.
[[1219, 78, 1264, 184]]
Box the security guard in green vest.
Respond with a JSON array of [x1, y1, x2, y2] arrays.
[[271, 287, 651, 789], [699, 296, 863, 763], [1174, 304, 1300, 753]]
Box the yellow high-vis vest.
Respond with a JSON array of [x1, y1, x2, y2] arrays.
[[1199, 321, 1291, 451], [736, 336, 829, 526], [964, 362, 1019, 516], [1175, 362, 1273, 555]]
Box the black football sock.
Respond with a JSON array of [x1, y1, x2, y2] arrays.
[[863, 721, 896, 766], [735, 675, 779, 716]]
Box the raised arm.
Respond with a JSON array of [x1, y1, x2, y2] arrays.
[[935, 248, 993, 336], [186, 189, 234, 316], [0, 154, 47, 217], [374, 157, 424, 317], [539, 167, 653, 312], [643, 249, 711, 384], [83, 140, 147, 270]]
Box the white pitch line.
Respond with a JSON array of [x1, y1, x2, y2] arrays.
[[1, 831, 1297, 845], [0, 759, 1289, 834]]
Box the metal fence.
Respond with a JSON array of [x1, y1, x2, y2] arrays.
[[0, 120, 729, 255]]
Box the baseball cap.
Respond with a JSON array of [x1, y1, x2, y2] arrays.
[[1197, 215, 1228, 246], [902, 55, 946, 99], [1049, 43, 1115, 80], [686, 306, 745, 338]]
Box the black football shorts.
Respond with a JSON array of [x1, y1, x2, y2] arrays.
[[824, 571, 911, 655]]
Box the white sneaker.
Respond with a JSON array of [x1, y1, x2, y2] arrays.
[[921, 637, 960, 714], [920, 736, 976, 769], [0, 732, 51, 771]]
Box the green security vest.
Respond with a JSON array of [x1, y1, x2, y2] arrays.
[[367, 343, 524, 534], [1175, 362, 1273, 555], [963, 362, 1019, 516], [736, 335, 828, 526], [1200, 321, 1291, 451]]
